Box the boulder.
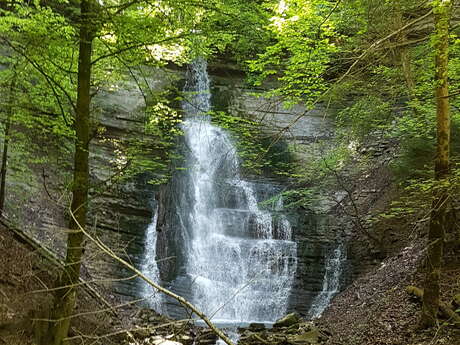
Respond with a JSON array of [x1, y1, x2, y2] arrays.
[[273, 313, 301, 328], [248, 323, 266, 332], [133, 327, 151, 338], [149, 336, 184, 345], [153, 340, 183, 345], [288, 328, 320, 344]]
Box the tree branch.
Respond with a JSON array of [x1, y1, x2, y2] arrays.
[[68, 208, 235, 345]]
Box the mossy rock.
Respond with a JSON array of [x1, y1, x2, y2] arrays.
[[287, 329, 320, 344], [273, 313, 301, 328]]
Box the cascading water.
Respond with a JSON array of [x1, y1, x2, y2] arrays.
[[166, 58, 298, 325], [140, 201, 163, 312], [308, 243, 346, 318]]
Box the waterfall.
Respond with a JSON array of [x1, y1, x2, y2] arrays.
[[308, 243, 346, 318], [167, 58, 297, 325], [140, 202, 163, 312]]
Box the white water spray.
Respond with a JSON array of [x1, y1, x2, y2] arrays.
[[308, 243, 346, 318], [140, 202, 163, 312]]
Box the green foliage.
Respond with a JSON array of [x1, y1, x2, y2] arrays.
[[211, 110, 294, 176], [272, 140, 354, 211], [385, 32, 460, 181], [371, 164, 460, 229], [247, 0, 337, 107], [276, 188, 316, 210], [336, 95, 393, 139], [145, 94, 183, 138], [0, 0, 458, 238], [326, 60, 406, 142], [194, 0, 271, 63], [132, 94, 183, 185], [0, 0, 250, 190], [298, 141, 352, 181], [0, 0, 77, 203], [311, 0, 459, 186]]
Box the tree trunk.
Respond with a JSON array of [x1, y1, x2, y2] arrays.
[[407, 286, 460, 327], [420, 0, 452, 329], [0, 118, 11, 216], [46, 1, 94, 344], [0, 78, 15, 216], [392, 0, 417, 112]]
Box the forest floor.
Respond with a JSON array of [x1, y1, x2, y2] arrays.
[[0, 222, 60, 345], [318, 238, 460, 345], [315, 144, 460, 345], [0, 223, 223, 345], [0, 223, 125, 345]]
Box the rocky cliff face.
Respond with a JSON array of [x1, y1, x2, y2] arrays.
[[85, 64, 352, 316], [84, 69, 182, 298]]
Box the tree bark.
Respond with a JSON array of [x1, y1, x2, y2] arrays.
[[0, 78, 15, 216], [0, 118, 11, 216], [46, 1, 94, 344], [407, 286, 460, 327], [420, 0, 452, 329]]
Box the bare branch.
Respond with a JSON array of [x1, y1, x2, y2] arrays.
[[68, 209, 235, 345]]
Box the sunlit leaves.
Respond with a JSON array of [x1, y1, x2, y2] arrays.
[[211, 110, 293, 175], [248, 0, 337, 107]]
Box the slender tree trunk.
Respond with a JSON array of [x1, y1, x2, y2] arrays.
[[393, 1, 417, 108], [420, 0, 451, 328], [47, 1, 94, 344], [0, 78, 15, 216], [0, 118, 11, 216], [400, 49, 415, 98]]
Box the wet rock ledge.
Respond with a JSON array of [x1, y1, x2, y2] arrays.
[[239, 313, 328, 345], [130, 311, 328, 345]]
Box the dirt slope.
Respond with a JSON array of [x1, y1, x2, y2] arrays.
[[319, 240, 460, 345]]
